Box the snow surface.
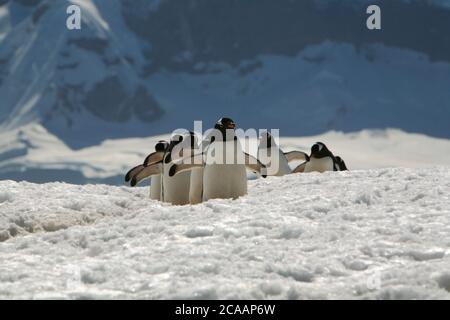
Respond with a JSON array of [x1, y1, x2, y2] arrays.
[[1, 167, 449, 299]]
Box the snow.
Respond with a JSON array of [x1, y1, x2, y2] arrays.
[[1, 167, 449, 299]]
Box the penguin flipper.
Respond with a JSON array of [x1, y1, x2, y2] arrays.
[[172, 152, 204, 165], [169, 163, 204, 177], [143, 151, 165, 166], [335, 156, 349, 171], [125, 164, 145, 182], [292, 161, 307, 173], [284, 151, 310, 162], [130, 163, 162, 187], [243, 153, 266, 177]]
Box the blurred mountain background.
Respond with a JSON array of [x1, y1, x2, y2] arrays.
[[0, 0, 449, 184]]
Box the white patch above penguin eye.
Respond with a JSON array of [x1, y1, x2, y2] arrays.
[[318, 144, 324, 152]]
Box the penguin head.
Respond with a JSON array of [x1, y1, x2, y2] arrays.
[[165, 135, 184, 163], [169, 134, 183, 147], [310, 142, 332, 159], [259, 131, 275, 149], [155, 140, 169, 152], [214, 117, 236, 141], [215, 117, 236, 130]]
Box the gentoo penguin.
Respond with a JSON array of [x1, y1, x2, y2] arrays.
[[169, 118, 266, 201], [125, 140, 167, 185], [169, 131, 204, 205], [186, 134, 203, 205], [158, 133, 193, 205], [148, 141, 169, 200], [124, 140, 168, 200], [293, 142, 348, 173], [127, 134, 198, 205], [257, 131, 309, 176]]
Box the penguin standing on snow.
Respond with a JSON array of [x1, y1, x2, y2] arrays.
[[168, 118, 266, 202], [147, 141, 169, 200], [134, 132, 203, 205], [258, 131, 309, 176], [125, 140, 168, 200], [158, 134, 193, 205], [293, 142, 348, 173], [126, 134, 194, 205], [187, 133, 204, 205], [203, 118, 247, 200]]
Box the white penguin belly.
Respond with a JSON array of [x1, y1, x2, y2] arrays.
[[304, 157, 334, 173], [189, 167, 204, 204], [162, 163, 191, 205], [203, 139, 247, 201], [203, 164, 247, 201], [149, 175, 162, 200]]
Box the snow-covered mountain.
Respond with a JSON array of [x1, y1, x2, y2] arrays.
[[0, 0, 449, 183], [1, 167, 449, 298], [1, 0, 450, 143], [0, 0, 164, 148]]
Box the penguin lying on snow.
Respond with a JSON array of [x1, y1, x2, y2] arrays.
[[167, 117, 266, 202], [258, 131, 310, 176], [125, 140, 169, 200], [293, 142, 348, 173]]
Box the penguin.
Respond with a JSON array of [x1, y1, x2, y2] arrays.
[[124, 140, 168, 200], [257, 131, 309, 176], [128, 133, 200, 205], [186, 134, 204, 205], [158, 133, 194, 205], [203, 118, 247, 201], [292, 142, 348, 173], [148, 141, 169, 200], [125, 140, 167, 185], [168, 118, 266, 202], [144, 140, 169, 166], [189, 166, 204, 205], [168, 131, 203, 205]]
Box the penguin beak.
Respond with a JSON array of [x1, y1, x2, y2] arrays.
[[227, 123, 236, 129]]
